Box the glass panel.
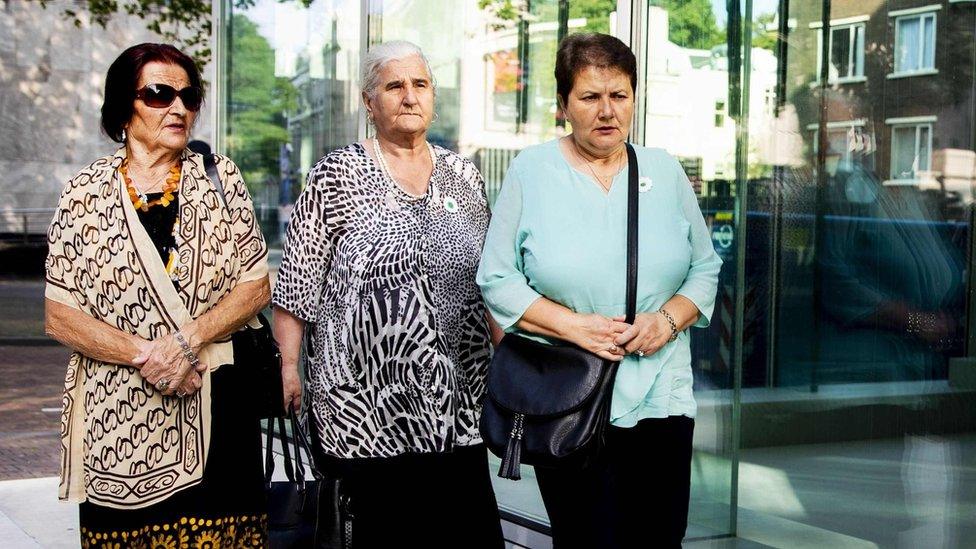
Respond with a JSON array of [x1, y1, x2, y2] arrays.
[[892, 126, 917, 180], [368, 0, 618, 527], [897, 16, 921, 72], [227, 0, 364, 247], [917, 125, 931, 172], [923, 15, 936, 69], [853, 25, 865, 77], [639, 0, 739, 538], [741, 0, 976, 546], [830, 26, 852, 79]]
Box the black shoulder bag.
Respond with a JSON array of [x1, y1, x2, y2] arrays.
[[480, 142, 639, 479], [203, 153, 285, 419]]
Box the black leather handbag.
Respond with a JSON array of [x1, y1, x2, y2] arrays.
[[265, 409, 353, 548], [266, 409, 320, 548], [480, 142, 639, 480], [230, 312, 285, 419], [202, 152, 285, 420]]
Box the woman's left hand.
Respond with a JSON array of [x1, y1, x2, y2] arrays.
[[613, 312, 672, 357], [136, 334, 195, 396]]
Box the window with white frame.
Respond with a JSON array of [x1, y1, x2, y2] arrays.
[[890, 123, 932, 180], [894, 12, 936, 74], [809, 122, 872, 171], [819, 23, 866, 82]]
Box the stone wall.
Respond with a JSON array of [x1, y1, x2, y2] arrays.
[[0, 0, 213, 236]]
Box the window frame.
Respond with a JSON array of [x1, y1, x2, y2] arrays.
[[890, 11, 938, 77], [810, 16, 869, 85], [887, 121, 934, 184], [815, 22, 867, 83]]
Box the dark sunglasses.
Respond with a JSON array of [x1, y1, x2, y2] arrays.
[[134, 83, 203, 111]]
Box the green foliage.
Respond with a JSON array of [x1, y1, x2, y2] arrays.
[[36, 0, 312, 71], [569, 0, 616, 34], [752, 12, 778, 51], [650, 0, 724, 50], [226, 14, 297, 191], [478, 0, 522, 24]]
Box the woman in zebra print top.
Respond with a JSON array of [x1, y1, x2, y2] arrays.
[[272, 41, 504, 547]]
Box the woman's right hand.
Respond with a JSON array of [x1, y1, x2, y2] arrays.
[[282, 362, 302, 413], [173, 362, 208, 398], [566, 313, 631, 361]]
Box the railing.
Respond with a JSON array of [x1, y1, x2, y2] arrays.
[[0, 208, 55, 244], [474, 148, 520, 206]]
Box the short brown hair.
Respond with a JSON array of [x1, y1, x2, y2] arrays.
[[554, 33, 637, 104], [101, 43, 203, 143]]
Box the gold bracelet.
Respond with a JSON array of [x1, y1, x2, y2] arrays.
[[658, 309, 679, 342]]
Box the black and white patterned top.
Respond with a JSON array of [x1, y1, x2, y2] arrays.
[[273, 143, 493, 458]]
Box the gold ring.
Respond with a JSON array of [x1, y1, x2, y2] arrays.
[[155, 379, 170, 391]]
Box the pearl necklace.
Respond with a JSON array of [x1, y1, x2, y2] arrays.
[[373, 138, 437, 203]]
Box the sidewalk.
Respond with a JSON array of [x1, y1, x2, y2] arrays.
[[0, 477, 76, 548], [0, 345, 75, 547], [0, 345, 67, 482]]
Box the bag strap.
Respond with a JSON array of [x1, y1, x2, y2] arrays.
[[624, 143, 639, 325], [264, 416, 296, 486], [263, 407, 323, 488], [203, 153, 230, 211]]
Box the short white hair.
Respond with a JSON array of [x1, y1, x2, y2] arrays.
[[360, 40, 435, 98]]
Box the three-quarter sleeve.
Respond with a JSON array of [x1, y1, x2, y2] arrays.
[[476, 164, 542, 331], [272, 163, 333, 323], [671, 157, 722, 328], [218, 155, 269, 283], [44, 184, 83, 311]]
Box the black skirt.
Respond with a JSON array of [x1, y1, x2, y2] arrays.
[[79, 362, 267, 548]]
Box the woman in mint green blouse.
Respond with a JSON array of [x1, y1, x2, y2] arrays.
[[477, 33, 721, 548]]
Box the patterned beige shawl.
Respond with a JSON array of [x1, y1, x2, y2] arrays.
[[45, 147, 268, 509]]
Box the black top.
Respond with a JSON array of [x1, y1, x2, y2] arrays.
[[136, 192, 179, 268]]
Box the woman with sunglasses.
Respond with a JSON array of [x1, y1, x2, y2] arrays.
[[44, 43, 271, 547]]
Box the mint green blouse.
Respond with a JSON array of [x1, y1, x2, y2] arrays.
[[476, 139, 722, 426]]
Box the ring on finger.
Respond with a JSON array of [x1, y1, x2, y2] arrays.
[[607, 344, 619, 353], [636, 349, 645, 358], [155, 378, 170, 391], [176, 390, 186, 398]]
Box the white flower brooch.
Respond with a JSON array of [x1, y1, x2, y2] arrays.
[[443, 195, 460, 213], [638, 176, 653, 193]]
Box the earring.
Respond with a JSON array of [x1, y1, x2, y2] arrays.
[[121, 128, 127, 142], [366, 111, 374, 125]]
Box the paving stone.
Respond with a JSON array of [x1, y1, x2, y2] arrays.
[[0, 345, 69, 481]]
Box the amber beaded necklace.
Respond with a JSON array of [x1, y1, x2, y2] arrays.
[[119, 158, 183, 281], [119, 159, 181, 212]]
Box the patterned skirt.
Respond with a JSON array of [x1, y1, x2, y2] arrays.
[[79, 362, 267, 548]]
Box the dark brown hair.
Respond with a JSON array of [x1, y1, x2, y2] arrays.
[[101, 43, 203, 143], [554, 33, 637, 105]]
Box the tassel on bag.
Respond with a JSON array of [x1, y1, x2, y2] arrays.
[[498, 413, 525, 480]]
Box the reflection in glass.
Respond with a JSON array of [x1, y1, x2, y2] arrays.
[[221, 0, 976, 544], [741, 0, 976, 546]]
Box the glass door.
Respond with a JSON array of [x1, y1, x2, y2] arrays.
[[632, 0, 744, 539]]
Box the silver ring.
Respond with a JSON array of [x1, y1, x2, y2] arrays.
[[155, 378, 170, 391], [636, 350, 645, 358], [176, 390, 186, 398]]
